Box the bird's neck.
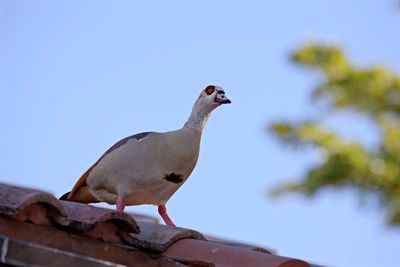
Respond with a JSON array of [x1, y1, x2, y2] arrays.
[[184, 101, 212, 131]]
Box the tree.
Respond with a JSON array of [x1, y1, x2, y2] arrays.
[[269, 43, 400, 225]]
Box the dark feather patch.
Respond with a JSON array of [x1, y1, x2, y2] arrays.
[[164, 173, 184, 184], [205, 85, 216, 95], [59, 191, 71, 200]]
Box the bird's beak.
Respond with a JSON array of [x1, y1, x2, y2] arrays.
[[215, 96, 232, 104]]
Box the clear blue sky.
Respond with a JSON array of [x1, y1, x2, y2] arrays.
[[1, 1, 399, 266]]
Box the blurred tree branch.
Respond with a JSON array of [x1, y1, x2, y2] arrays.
[[269, 44, 400, 225]]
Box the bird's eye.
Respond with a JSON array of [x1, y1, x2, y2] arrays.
[[205, 85, 215, 95], [221, 95, 225, 98]]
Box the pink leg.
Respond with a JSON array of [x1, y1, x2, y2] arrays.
[[116, 196, 125, 212], [158, 205, 176, 227]]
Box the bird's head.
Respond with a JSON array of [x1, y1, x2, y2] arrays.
[[185, 85, 231, 130], [199, 85, 231, 110]]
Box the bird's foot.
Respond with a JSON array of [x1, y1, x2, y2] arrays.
[[158, 205, 176, 227], [116, 197, 125, 212]]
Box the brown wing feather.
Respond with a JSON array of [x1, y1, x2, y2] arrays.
[[68, 166, 94, 198], [67, 132, 154, 202]]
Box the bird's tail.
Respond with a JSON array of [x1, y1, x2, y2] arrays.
[[59, 187, 99, 204], [59, 191, 71, 201]]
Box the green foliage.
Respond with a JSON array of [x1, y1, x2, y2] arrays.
[[269, 43, 400, 225]]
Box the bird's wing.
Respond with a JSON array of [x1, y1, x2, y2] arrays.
[[67, 132, 154, 201]]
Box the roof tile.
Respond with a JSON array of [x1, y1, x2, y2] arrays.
[[129, 213, 159, 224], [163, 239, 311, 267], [206, 235, 274, 255], [0, 183, 323, 266], [0, 216, 185, 267], [0, 183, 140, 244], [121, 221, 206, 252], [0, 183, 65, 220], [56, 200, 139, 233]]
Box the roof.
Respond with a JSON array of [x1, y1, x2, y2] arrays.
[[0, 183, 319, 267]]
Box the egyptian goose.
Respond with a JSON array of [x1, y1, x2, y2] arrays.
[[60, 85, 231, 226]]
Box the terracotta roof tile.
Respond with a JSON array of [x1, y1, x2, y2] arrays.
[[121, 221, 206, 252], [129, 213, 159, 224], [0, 183, 140, 244], [0, 183, 323, 267], [0, 183, 65, 224], [164, 239, 310, 267], [0, 216, 184, 266], [206, 235, 275, 255], [56, 200, 139, 232], [0, 235, 123, 267]]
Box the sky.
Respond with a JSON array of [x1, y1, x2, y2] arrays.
[[1, 1, 399, 266]]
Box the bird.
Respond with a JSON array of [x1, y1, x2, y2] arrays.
[[60, 85, 231, 226]]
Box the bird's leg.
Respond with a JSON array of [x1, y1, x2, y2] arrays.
[[158, 205, 176, 227], [116, 196, 125, 212]]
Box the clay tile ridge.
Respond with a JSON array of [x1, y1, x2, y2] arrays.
[[56, 200, 138, 233], [0, 183, 207, 251], [0, 183, 139, 238], [0, 183, 66, 224], [163, 239, 311, 267], [0, 183, 317, 267], [121, 221, 206, 252]]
